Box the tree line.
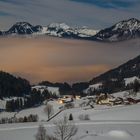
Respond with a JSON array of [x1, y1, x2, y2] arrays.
[[0, 114, 38, 124], [5, 88, 59, 112], [87, 79, 140, 95], [0, 71, 31, 98]]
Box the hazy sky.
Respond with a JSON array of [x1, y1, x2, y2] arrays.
[[0, 0, 140, 29]]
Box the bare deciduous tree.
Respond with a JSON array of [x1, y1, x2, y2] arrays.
[[35, 124, 58, 140], [79, 114, 90, 120], [54, 116, 78, 140], [35, 125, 47, 140], [44, 104, 54, 120]]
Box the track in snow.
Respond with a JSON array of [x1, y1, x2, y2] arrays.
[[0, 120, 140, 131]]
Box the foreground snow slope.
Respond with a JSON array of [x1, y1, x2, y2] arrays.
[[0, 122, 140, 140], [1, 100, 140, 121], [1, 102, 140, 140]]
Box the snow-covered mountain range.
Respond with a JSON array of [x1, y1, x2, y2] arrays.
[[0, 22, 98, 39], [0, 18, 140, 42]]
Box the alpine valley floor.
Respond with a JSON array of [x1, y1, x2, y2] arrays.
[[1, 97, 140, 140]]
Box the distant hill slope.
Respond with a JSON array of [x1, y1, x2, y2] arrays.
[[38, 55, 140, 94], [90, 55, 140, 84]]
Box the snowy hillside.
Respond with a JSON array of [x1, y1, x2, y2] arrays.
[[84, 83, 102, 94], [1, 93, 140, 121], [90, 54, 140, 88], [1, 101, 140, 140], [1, 121, 140, 140]]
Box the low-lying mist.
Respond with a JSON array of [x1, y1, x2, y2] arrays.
[[0, 36, 140, 84]]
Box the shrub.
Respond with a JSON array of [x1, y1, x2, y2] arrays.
[[64, 102, 74, 109], [79, 114, 90, 120]]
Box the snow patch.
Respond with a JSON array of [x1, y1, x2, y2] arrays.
[[77, 28, 99, 36], [32, 85, 60, 95], [47, 87, 59, 95], [107, 130, 133, 138], [84, 83, 102, 93], [124, 76, 140, 86]]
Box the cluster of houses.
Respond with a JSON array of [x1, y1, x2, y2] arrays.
[[32, 85, 140, 107], [57, 92, 140, 107], [96, 93, 140, 106]]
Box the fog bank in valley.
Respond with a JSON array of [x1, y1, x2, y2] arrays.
[[0, 37, 140, 84]]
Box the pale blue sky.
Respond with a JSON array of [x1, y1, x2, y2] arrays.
[[70, 0, 140, 8], [0, 0, 140, 30]]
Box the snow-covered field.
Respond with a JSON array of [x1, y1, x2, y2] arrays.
[[50, 104, 140, 122], [0, 120, 140, 140], [1, 97, 140, 140]]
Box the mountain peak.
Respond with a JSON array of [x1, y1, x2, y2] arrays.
[[13, 22, 33, 29], [121, 18, 140, 26], [5, 22, 42, 35], [127, 18, 139, 22], [114, 18, 140, 30], [94, 18, 140, 41]]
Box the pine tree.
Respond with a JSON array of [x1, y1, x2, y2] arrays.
[[69, 113, 73, 121], [6, 101, 12, 112], [23, 116, 28, 122], [133, 79, 140, 93], [19, 98, 23, 109]]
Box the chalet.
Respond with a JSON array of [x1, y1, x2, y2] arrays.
[[96, 93, 114, 106], [126, 98, 140, 104], [58, 97, 73, 104], [110, 97, 124, 105]]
